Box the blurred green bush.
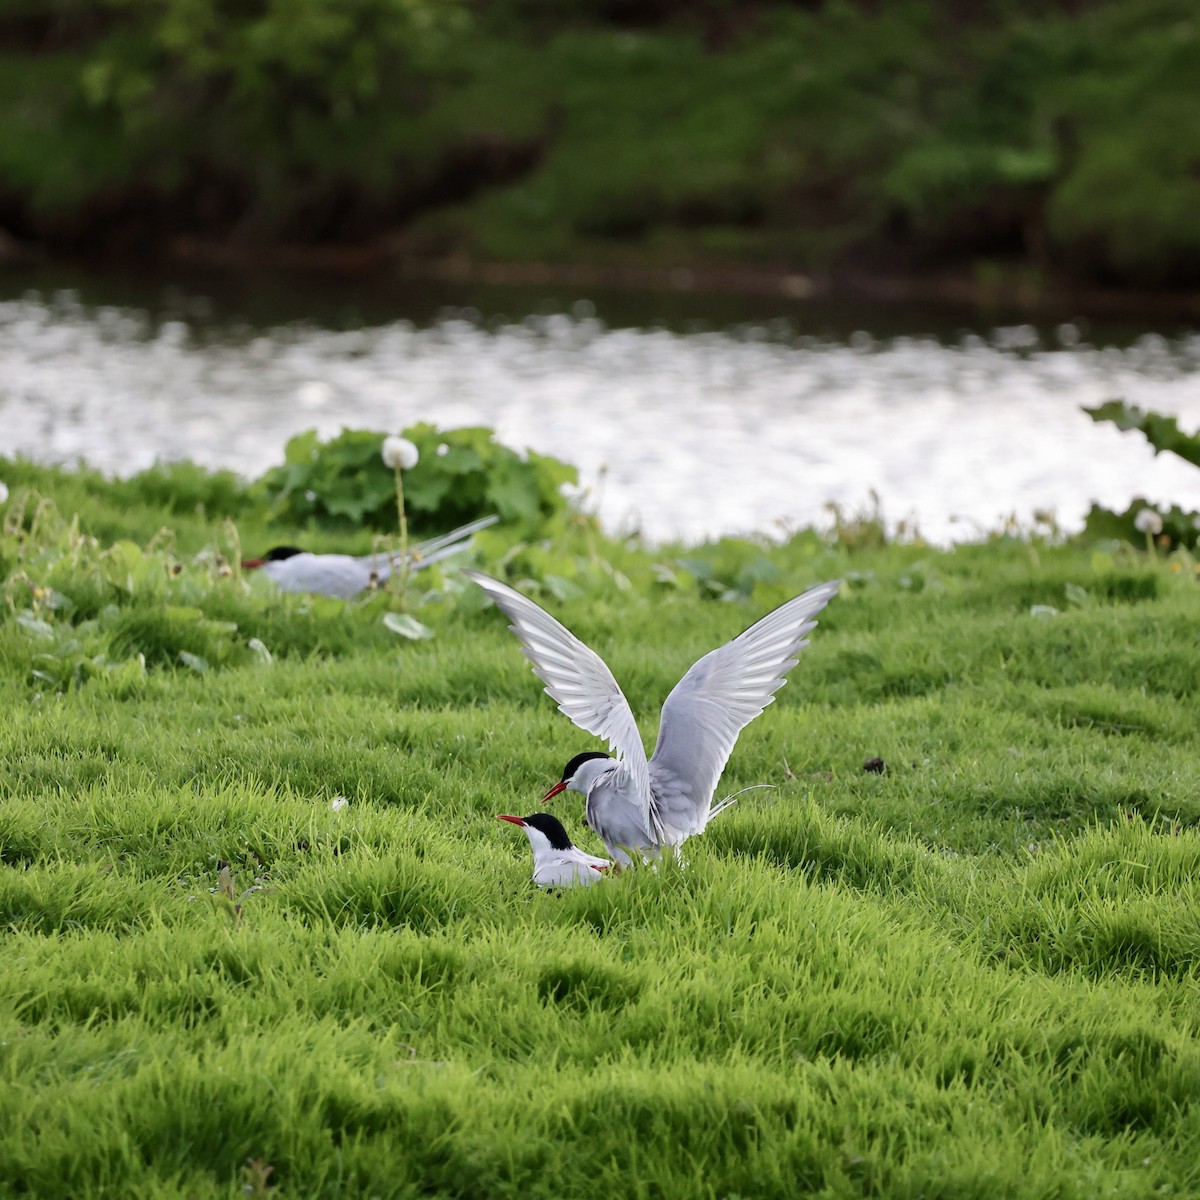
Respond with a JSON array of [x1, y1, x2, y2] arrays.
[[0, 0, 1198, 283]]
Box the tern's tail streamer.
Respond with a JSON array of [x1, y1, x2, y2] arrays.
[[708, 783, 776, 821]]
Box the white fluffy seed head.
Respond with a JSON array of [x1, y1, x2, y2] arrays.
[[381, 435, 419, 470], [1134, 508, 1163, 535]]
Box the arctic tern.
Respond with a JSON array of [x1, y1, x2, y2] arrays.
[[467, 571, 839, 866], [496, 812, 611, 888], [243, 516, 497, 599]]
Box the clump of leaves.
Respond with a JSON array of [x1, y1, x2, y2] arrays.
[[1085, 401, 1200, 470], [256, 425, 577, 535], [1082, 401, 1200, 549], [674, 541, 783, 601], [3, 490, 280, 689]]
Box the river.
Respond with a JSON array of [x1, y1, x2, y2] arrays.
[[2, 263, 1197, 544]]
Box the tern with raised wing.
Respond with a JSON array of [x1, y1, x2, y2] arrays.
[[243, 516, 497, 599], [467, 571, 839, 866], [496, 812, 611, 888]]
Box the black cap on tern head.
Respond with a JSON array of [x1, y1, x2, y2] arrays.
[[263, 546, 305, 562], [497, 811, 578, 850], [560, 751, 610, 782], [519, 812, 576, 851]]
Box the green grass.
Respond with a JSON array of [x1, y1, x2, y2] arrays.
[[2, 462, 1200, 1196]]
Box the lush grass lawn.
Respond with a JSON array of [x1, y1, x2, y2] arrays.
[[1, 462, 1199, 1197]]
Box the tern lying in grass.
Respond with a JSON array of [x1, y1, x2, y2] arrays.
[[496, 813, 611, 888], [242, 516, 497, 599], [468, 571, 840, 867]]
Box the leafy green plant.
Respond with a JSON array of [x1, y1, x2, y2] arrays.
[[675, 543, 783, 602], [1082, 401, 1200, 549], [1084, 400, 1200, 470], [1, 486, 425, 690], [256, 425, 577, 536]]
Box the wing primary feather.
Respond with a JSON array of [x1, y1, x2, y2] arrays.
[[647, 579, 839, 842], [465, 571, 653, 807]]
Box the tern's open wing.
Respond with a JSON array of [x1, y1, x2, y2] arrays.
[[647, 580, 840, 840], [465, 572, 650, 798]]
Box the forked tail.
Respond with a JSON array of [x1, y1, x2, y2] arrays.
[[708, 783, 776, 822]]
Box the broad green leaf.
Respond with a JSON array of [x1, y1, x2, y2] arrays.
[[543, 574, 582, 602], [16, 612, 54, 639], [283, 429, 321, 465], [248, 638, 273, 663], [383, 612, 434, 640], [1084, 401, 1200, 469]]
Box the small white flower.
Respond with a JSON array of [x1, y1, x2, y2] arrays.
[[1133, 508, 1163, 536], [0, 481, 8, 504], [331, 796, 348, 813], [436, 443, 450, 457], [381, 435, 419, 470]]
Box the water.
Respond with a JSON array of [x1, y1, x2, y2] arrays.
[[2, 264, 1198, 544]]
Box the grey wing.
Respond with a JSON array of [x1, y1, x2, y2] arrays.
[[464, 571, 651, 799], [647, 580, 840, 840]]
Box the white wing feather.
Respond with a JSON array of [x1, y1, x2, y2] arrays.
[[465, 572, 651, 799], [648, 579, 840, 841]]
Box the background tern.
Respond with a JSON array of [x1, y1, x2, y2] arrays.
[[242, 515, 497, 598], [467, 571, 840, 866], [496, 812, 611, 887]]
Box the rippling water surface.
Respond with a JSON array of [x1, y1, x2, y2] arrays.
[[2, 276, 1198, 543]]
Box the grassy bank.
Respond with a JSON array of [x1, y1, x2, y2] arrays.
[[2, 1, 1200, 289], [2, 458, 1199, 1197]]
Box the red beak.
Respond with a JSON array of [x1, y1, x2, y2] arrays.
[[241, 558, 264, 569], [540, 779, 569, 804], [495, 814, 525, 827]]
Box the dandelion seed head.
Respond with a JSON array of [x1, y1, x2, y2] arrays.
[[1134, 509, 1163, 535], [382, 436, 419, 470]]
